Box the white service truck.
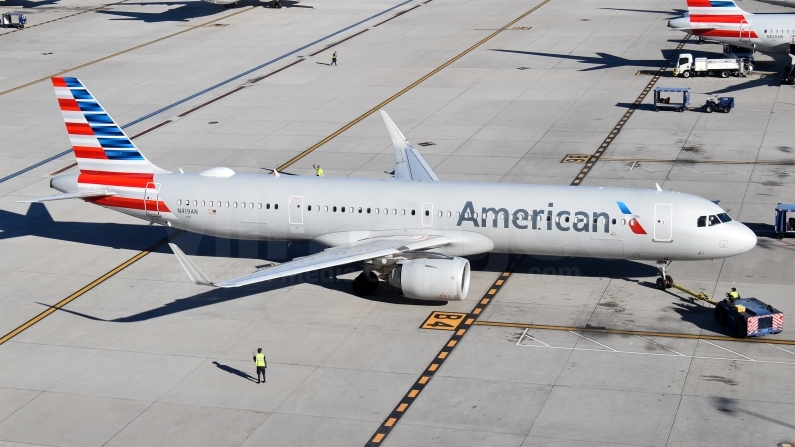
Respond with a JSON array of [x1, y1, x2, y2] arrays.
[[673, 53, 752, 78]]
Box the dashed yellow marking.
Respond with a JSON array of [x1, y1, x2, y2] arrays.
[[372, 434, 385, 443], [408, 390, 419, 398], [481, 298, 490, 305], [385, 418, 397, 427], [447, 340, 457, 347], [496, 280, 504, 286], [488, 289, 497, 295], [429, 364, 439, 371], [438, 352, 448, 359], [397, 403, 408, 412], [456, 329, 465, 336], [419, 376, 429, 385]]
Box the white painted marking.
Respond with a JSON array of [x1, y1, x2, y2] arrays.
[[700, 340, 755, 361], [569, 331, 617, 352], [767, 343, 795, 356]]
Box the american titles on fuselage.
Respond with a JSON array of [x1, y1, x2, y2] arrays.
[[455, 201, 616, 233]]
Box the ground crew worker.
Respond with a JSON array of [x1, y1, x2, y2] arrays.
[[727, 287, 740, 300], [313, 163, 324, 177], [331, 51, 337, 66], [253, 348, 266, 383]]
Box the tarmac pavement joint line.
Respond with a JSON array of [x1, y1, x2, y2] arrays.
[[0, 0, 129, 37], [365, 255, 524, 446], [278, 0, 555, 172], [0, 230, 183, 346], [570, 34, 692, 186], [0, 6, 256, 97]]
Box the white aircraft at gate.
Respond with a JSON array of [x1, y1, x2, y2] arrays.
[[25, 77, 757, 300]]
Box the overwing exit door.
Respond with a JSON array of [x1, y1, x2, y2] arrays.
[[421, 203, 433, 226], [144, 182, 160, 216], [289, 196, 303, 224]]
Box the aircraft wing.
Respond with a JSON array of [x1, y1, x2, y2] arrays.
[[17, 190, 116, 203], [381, 110, 440, 182], [169, 235, 450, 288]]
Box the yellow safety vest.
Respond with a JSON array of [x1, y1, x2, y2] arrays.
[[255, 353, 266, 367], [729, 291, 739, 299], [315, 167, 324, 177]]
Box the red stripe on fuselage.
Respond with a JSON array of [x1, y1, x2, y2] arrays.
[[87, 196, 171, 213], [78, 170, 154, 188], [693, 29, 758, 38], [73, 146, 108, 160], [58, 98, 81, 112], [51, 77, 67, 87], [690, 14, 746, 23], [66, 122, 94, 136], [687, 0, 712, 7]]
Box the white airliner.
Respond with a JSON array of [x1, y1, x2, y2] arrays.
[[669, 0, 795, 55], [24, 77, 757, 300]]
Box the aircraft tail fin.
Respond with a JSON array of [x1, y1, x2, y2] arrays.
[[52, 77, 168, 176], [380, 110, 439, 182], [686, 0, 750, 17]]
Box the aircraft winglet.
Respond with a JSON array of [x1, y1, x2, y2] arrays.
[[380, 110, 439, 182], [169, 243, 216, 287]]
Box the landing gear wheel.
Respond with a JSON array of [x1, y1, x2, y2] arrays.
[[655, 260, 672, 291]]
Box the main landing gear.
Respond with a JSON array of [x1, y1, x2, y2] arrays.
[[352, 270, 380, 296], [655, 260, 673, 290]]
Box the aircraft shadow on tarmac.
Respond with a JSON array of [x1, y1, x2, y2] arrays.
[[490, 49, 678, 72], [0, 0, 62, 8], [96, 0, 311, 23], [598, 7, 687, 16], [712, 397, 795, 430]]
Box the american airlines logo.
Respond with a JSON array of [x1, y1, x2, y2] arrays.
[[455, 201, 612, 233]]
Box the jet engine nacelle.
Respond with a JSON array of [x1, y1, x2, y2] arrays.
[[389, 257, 470, 301]]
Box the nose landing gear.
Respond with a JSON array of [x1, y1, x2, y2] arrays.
[[655, 260, 673, 290]]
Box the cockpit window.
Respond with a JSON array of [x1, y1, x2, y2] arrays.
[[708, 215, 721, 226], [697, 216, 706, 227], [716, 213, 732, 223]]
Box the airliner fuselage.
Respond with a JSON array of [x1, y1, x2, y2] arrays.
[[52, 172, 757, 262]]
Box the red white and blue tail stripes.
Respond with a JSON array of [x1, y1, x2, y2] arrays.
[[52, 77, 172, 217], [53, 77, 155, 173], [685, 0, 758, 39]]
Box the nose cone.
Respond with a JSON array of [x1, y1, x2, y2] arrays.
[[668, 17, 690, 30], [735, 222, 757, 254]]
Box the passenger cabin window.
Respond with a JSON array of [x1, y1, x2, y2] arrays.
[[226, 202, 230, 208], [178, 200, 182, 205], [333, 206, 337, 212], [426, 210, 430, 217], [266, 204, 271, 209], [401, 209, 406, 215], [367, 208, 371, 213], [697, 216, 707, 227], [274, 204, 278, 210], [411, 210, 416, 216], [359, 207, 363, 213], [258, 203, 262, 209]]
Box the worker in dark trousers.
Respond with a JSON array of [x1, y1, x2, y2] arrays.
[[331, 51, 337, 66], [253, 348, 267, 383]]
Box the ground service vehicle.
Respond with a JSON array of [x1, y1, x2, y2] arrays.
[[653, 87, 690, 112], [674, 54, 751, 78], [703, 96, 734, 113], [715, 297, 784, 337], [775, 203, 795, 239]]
